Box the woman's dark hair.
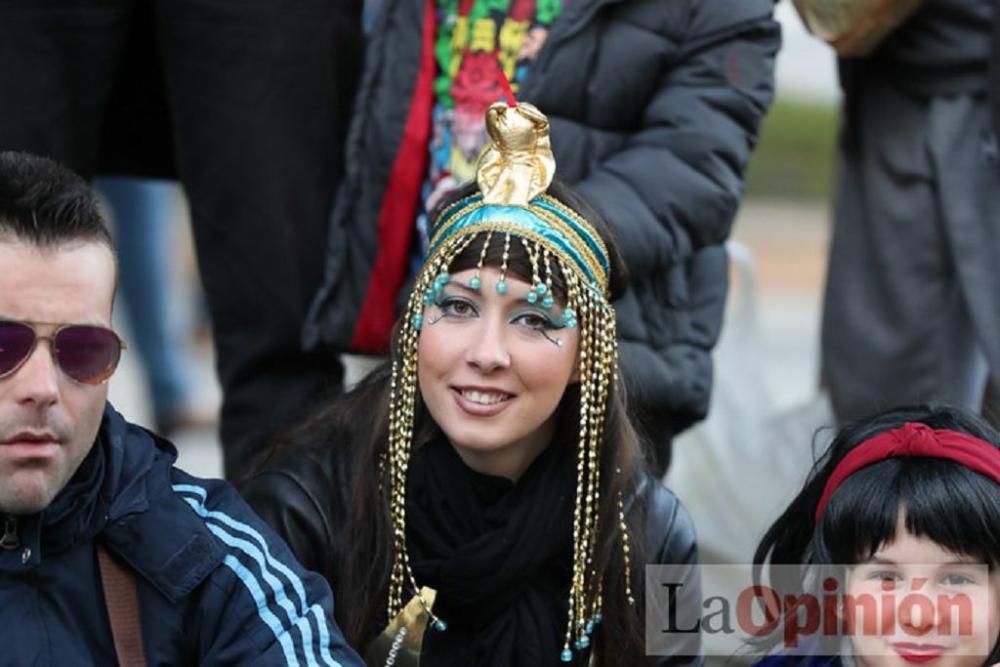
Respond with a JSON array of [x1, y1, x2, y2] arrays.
[[263, 180, 653, 663], [753, 405, 1000, 662]]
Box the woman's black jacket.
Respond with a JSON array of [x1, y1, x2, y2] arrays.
[[242, 443, 702, 666]]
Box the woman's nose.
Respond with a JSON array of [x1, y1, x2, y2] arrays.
[[465, 319, 511, 372]]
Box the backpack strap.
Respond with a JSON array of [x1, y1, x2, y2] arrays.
[[96, 543, 148, 667]]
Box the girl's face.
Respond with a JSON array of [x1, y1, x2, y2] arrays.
[[845, 514, 999, 667], [417, 266, 579, 480]]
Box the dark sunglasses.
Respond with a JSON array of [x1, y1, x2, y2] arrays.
[[0, 320, 126, 385]]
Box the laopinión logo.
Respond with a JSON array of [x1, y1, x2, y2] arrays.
[[645, 564, 993, 658]]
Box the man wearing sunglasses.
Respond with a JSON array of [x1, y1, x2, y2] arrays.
[[0, 152, 363, 665]]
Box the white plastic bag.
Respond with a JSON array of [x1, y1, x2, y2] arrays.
[[666, 242, 834, 568]]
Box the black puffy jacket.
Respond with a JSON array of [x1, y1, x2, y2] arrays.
[[305, 0, 780, 458]]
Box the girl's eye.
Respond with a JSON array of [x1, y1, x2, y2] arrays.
[[866, 570, 903, 583], [438, 297, 477, 318], [940, 573, 977, 586]]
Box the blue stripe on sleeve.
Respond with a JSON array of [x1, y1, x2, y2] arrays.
[[221, 554, 301, 666], [174, 483, 340, 667]]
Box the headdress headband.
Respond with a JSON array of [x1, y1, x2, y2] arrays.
[[814, 422, 1000, 521], [379, 98, 631, 665], [428, 196, 611, 292]]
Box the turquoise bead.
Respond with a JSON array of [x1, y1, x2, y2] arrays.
[[436, 272, 449, 286], [433, 619, 447, 632], [535, 283, 548, 294], [469, 276, 481, 290], [542, 295, 554, 308], [594, 613, 602, 625], [560, 649, 573, 662], [496, 281, 508, 295], [575, 636, 590, 649], [526, 292, 538, 303], [585, 621, 594, 635], [412, 314, 423, 330]]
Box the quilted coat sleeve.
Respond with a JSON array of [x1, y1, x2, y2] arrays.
[[532, 0, 780, 443], [570, 0, 779, 266]]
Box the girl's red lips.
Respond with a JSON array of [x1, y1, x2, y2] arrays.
[[892, 643, 947, 663]]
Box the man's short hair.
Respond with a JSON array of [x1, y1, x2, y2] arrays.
[[0, 151, 113, 250]]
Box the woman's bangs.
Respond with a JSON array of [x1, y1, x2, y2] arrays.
[[821, 459, 1000, 566], [445, 232, 569, 301]]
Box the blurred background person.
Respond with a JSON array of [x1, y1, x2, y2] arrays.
[[95, 176, 214, 437], [0, 0, 364, 480], [816, 0, 1000, 423], [304, 0, 781, 475]]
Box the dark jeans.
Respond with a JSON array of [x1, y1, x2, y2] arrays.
[[0, 0, 361, 479]]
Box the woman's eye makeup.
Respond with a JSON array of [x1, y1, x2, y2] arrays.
[[509, 307, 566, 347], [509, 307, 559, 330], [428, 294, 478, 324], [426, 290, 567, 347]]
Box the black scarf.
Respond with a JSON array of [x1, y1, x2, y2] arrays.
[[406, 437, 577, 666]]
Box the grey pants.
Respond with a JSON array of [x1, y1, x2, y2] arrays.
[[821, 78, 1000, 422]]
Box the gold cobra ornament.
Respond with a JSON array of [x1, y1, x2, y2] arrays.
[[476, 101, 556, 206]]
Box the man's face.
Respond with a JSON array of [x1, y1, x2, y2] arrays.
[[0, 239, 116, 514]]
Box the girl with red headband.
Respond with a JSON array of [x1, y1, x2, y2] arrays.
[[753, 406, 1000, 667]]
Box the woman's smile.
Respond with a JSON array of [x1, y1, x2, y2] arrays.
[[452, 386, 515, 415]]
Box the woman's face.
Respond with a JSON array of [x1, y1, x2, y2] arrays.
[[845, 514, 1000, 667], [417, 266, 579, 480]]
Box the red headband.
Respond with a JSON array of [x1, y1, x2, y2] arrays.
[[814, 422, 1000, 521]]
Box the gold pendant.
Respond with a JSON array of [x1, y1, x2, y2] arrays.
[[364, 587, 438, 667]]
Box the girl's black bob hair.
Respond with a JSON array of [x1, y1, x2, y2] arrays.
[[754, 405, 1000, 662]]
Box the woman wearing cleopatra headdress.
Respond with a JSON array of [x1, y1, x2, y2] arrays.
[[242, 101, 701, 666], [752, 405, 1000, 667]]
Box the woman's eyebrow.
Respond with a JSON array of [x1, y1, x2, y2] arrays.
[[447, 281, 479, 295], [448, 279, 532, 300]]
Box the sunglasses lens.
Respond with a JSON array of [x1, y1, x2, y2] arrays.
[[54, 326, 122, 384], [0, 322, 36, 377]]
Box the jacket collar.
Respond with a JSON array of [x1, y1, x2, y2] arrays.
[[0, 404, 223, 600], [97, 405, 225, 603], [0, 405, 124, 571]]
